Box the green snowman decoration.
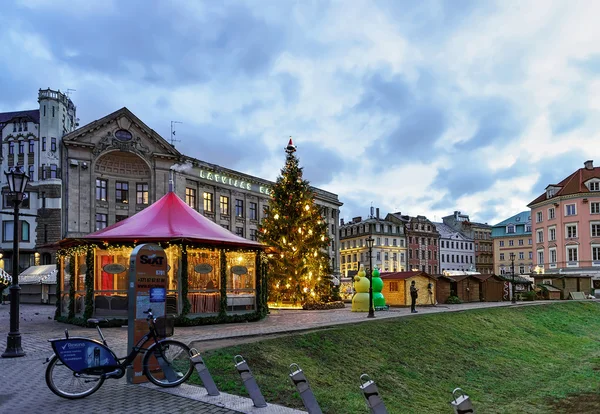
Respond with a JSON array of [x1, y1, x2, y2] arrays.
[[351, 264, 370, 312], [372, 267, 386, 308]]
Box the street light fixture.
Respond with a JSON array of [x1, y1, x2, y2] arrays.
[[510, 252, 516, 304], [2, 166, 29, 358], [366, 236, 375, 318]]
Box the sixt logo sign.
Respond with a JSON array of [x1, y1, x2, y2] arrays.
[[140, 254, 165, 266]]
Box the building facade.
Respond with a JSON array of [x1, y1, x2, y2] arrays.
[[387, 213, 440, 274], [0, 89, 78, 273], [443, 211, 493, 274], [434, 222, 475, 272], [491, 211, 533, 276], [528, 160, 600, 285], [338, 209, 407, 276], [1, 90, 342, 276]]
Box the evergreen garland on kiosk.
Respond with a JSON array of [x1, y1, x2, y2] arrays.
[[259, 138, 333, 305]]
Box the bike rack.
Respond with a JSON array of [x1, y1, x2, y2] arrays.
[[359, 374, 388, 414], [189, 348, 220, 396], [233, 354, 267, 408], [289, 363, 322, 414]]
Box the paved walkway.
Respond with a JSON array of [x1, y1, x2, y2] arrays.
[[0, 300, 561, 412]]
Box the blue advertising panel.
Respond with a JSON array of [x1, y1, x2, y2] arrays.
[[149, 287, 166, 303], [51, 338, 118, 372]]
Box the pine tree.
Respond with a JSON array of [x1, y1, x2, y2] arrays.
[[259, 138, 332, 304]]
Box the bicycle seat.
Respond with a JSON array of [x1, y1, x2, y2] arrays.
[[87, 318, 107, 325]]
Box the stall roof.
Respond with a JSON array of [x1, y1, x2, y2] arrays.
[[19, 265, 57, 285], [380, 271, 435, 280], [77, 192, 262, 248]]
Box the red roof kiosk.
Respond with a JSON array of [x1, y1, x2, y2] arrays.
[[56, 192, 266, 323]]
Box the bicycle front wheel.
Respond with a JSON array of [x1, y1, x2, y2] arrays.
[[45, 355, 105, 399], [143, 340, 193, 387]]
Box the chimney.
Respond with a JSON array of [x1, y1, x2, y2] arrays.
[[340, 218, 345, 226], [376, 208, 380, 219], [585, 160, 594, 170]]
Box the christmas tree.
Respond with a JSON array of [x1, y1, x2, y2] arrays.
[[259, 138, 333, 304]]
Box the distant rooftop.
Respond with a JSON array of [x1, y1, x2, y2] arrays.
[[0, 109, 39, 125]]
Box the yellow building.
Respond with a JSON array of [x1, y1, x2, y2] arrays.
[[491, 211, 533, 276]]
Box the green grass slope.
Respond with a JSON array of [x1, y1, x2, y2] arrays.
[[191, 302, 600, 413]]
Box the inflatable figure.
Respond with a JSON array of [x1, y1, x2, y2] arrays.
[[372, 267, 386, 308], [351, 264, 370, 312]]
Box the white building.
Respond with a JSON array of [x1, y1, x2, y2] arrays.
[[435, 222, 475, 272]]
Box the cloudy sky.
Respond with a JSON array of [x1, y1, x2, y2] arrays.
[[2, 0, 599, 226]]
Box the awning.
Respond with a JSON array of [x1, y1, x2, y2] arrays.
[[19, 265, 57, 285]]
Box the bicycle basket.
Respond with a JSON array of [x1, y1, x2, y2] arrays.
[[154, 315, 175, 337]]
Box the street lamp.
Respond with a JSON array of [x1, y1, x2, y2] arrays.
[[510, 252, 516, 304], [366, 236, 375, 318], [2, 166, 29, 358]]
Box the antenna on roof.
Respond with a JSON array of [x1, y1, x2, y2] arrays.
[[66, 88, 76, 97], [170, 121, 182, 147]]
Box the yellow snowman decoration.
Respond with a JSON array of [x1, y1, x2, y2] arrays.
[[351, 264, 371, 312]]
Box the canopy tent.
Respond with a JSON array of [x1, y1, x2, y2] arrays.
[[80, 191, 262, 248], [19, 264, 57, 285]]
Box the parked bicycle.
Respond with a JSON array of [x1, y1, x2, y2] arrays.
[[45, 309, 194, 399]]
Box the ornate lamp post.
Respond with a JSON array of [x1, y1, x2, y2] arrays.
[[366, 236, 375, 318], [2, 166, 29, 358], [510, 252, 516, 304]]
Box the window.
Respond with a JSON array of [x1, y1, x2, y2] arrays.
[[384, 238, 389, 246], [18, 141, 24, 154], [384, 252, 389, 261], [235, 199, 244, 217], [96, 179, 107, 201], [518, 265, 525, 274], [393, 239, 397, 246], [593, 246, 600, 262], [529, 251, 533, 259], [203, 192, 214, 212], [116, 215, 128, 223], [2, 221, 13, 242], [42, 137, 46, 151], [29, 140, 34, 153], [185, 187, 196, 209], [95, 213, 108, 231], [8, 142, 14, 155], [592, 223, 600, 237], [566, 246, 578, 263], [136, 183, 149, 204], [499, 241, 504, 247], [566, 204, 576, 216], [590, 182, 600, 191], [509, 240, 514, 246], [235, 227, 244, 237], [389, 282, 399, 292], [41, 164, 46, 179], [500, 253, 505, 261], [51, 137, 57, 152], [250, 229, 258, 241], [507, 224, 516, 233], [28, 165, 34, 180], [592, 203, 600, 214], [529, 238, 532, 245], [52, 106, 55, 117], [519, 252, 524, 260], [116, 182, 129, 204], [549, 207, 555, 219], [377, 252, 381, 261], [536, 212, 542, 223], [19, 220, 29, 242], [537, 250, 544, 266], [518, 239, 524, 246], [50, 164, 58, 178], [566, 224, 577, 239], [219, 196, 229, 215], [548, 227, 556, 241], [536, 229, 544, 243], [221, 224, 229, 230], [542, 247, 555, 267], [249, 202, 257, 220]]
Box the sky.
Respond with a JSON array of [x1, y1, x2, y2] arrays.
[[2, 0, 600, 226]]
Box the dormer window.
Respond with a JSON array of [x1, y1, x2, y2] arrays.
[[507, 224, 515, 234], [589, 181, 600, 192]]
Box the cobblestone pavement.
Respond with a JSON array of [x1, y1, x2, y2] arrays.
[[0, 300, 564, 412]]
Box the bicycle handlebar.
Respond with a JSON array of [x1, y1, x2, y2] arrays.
[[143, 308, 154, 319]]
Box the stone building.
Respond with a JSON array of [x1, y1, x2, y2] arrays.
[[338, 208, 407, 276], [443, 211, 493, 274], [434, 222, 475, 272], [388, 213, 440, 274]]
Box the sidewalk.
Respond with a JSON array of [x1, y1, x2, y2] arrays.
[[0, 300, 549, 412]]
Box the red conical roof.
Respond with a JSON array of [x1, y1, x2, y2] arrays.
[[82, 192, 262, 248]]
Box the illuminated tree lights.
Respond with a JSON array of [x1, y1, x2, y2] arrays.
[[259, 139, 333, 304]]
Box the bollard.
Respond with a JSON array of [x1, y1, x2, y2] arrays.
[[450, 388, 475, 414], [359, 374, 388, 414], [234, 354, 267, 408], [289, 363, 323, 414], [189, 348, 220, 396]]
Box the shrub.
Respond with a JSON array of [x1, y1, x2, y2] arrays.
[[521, 291, 537, 301], [446, 296, 462, 304], [302, 301, 346, 310]]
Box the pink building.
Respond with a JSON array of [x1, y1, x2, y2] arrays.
[[527, 160, 600, 294]]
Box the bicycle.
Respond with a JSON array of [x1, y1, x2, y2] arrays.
[[45, 309, 194, 399]]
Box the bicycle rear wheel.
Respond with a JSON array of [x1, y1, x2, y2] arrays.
[[143, 340, 193, 387], [45, 355, 105, 399]]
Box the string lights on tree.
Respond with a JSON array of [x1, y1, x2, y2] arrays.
[[259, 137, 333, 305]]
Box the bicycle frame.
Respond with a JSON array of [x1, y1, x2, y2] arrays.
[[49, 321, 162, 379]]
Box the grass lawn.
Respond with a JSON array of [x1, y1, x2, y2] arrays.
[[190, 302, 600, 413]]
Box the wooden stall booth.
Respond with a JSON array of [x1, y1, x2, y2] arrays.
[[57, 192, 265, 322], [380, 271, 437, 307], [474, 274, 504, 302]]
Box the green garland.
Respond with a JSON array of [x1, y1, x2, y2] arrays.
[[181, 245, 191, 316], [219, 250, 227, 317], [68, 254, 75, 319], [54, 258, 62, 320], [84, 250, 94, 320]]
